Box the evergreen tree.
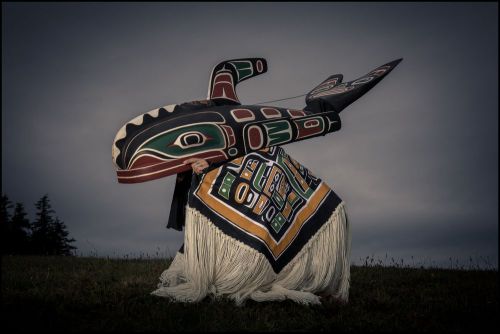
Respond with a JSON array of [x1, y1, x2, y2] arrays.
[[1, 194, 14, 254], [51, 217, 77, 256], [31, 194, 76, 256], [31, 194, 56, 255], [10, 203, 31, 254]]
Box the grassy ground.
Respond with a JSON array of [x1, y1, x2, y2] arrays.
[[1, 256, 498, 332]]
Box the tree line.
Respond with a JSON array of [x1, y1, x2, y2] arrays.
[[1, 194, 76, 256]]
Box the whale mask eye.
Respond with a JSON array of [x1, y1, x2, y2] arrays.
[[172, 131, 209, 148]]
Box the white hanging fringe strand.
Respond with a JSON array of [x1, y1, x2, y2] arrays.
[[151, 202, 351, 305]]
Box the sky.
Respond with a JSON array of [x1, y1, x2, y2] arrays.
[[2, 2, 498, 269]]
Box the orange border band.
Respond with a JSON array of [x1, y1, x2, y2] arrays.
[[195, 168, 330, 258]]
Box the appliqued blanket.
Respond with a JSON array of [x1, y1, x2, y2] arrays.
[[152, 147, 351, 305]]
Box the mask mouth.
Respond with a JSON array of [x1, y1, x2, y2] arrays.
[[116, 151, 226, 184]]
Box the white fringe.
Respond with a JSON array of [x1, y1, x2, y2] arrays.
[[156, 251, 186, 288], [151, 202, 350, 305]]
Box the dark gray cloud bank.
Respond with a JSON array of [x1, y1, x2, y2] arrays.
[[2, 2, 498, 268]]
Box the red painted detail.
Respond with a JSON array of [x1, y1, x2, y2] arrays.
[[248, 125, 264, 150], [221, 125, 236, 146], [119, 163, 189, 183], [287, 109, 306, 118], [308, 78, 340, 98], [129, 155, 165, 169], [311, 86, 351, 98], [118, 156, 227, 184], [256, 60, 263, 73], [261, 107, 281, 119], [231, 108, 255, 122], [304, 119, 319, 128], [369, 65, 390, 77], [211, 72, 239, 102], [117, 151, 227, 183], [295, 118, 324, 139]]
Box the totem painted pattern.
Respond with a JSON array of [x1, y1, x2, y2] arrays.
[[112, 58, 402, 183], [189, 146, 342, 272]]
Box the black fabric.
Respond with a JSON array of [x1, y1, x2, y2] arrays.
[[167, 158, 227, 231], [204, 160, 228, 174], [166, 170, 193, 231]]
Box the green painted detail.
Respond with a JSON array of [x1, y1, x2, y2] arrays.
[[218, 172, 236, 200], [252, 163, 267, 191], [230, 61, 253, 81], [272, 191, 285, 210], [263, 121, 292, 146], [276, 154, 313, 199], [142, 124, 225, 157], [271, 212, 286, 233]]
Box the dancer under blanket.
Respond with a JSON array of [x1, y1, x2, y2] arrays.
[[111, 57, 401, 305], [152, 146, 350, 305]]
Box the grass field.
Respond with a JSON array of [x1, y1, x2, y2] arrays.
[[1, 256, 498, 332]]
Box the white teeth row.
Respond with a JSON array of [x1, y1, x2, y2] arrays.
[[112, 104, 176, 166]]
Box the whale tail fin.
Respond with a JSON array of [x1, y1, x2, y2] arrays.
[[305, 58, 402, 113]]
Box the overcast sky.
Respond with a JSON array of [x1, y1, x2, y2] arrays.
[[2, 2, 498, 268]]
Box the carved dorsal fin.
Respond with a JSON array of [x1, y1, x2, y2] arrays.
[[207, 58, 268, 105]]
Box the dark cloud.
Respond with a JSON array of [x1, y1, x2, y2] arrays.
[[2, 2, 497, 268]]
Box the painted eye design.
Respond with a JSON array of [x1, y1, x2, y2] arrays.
[[310, 81, 337, 95], [172, 131, 209, 148], [351, 76, 374, 86]]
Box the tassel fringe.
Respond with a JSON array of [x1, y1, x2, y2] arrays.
[[151, 202, 350, 305]]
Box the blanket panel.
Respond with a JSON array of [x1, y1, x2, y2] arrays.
[[188, 146, 342, 272]]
